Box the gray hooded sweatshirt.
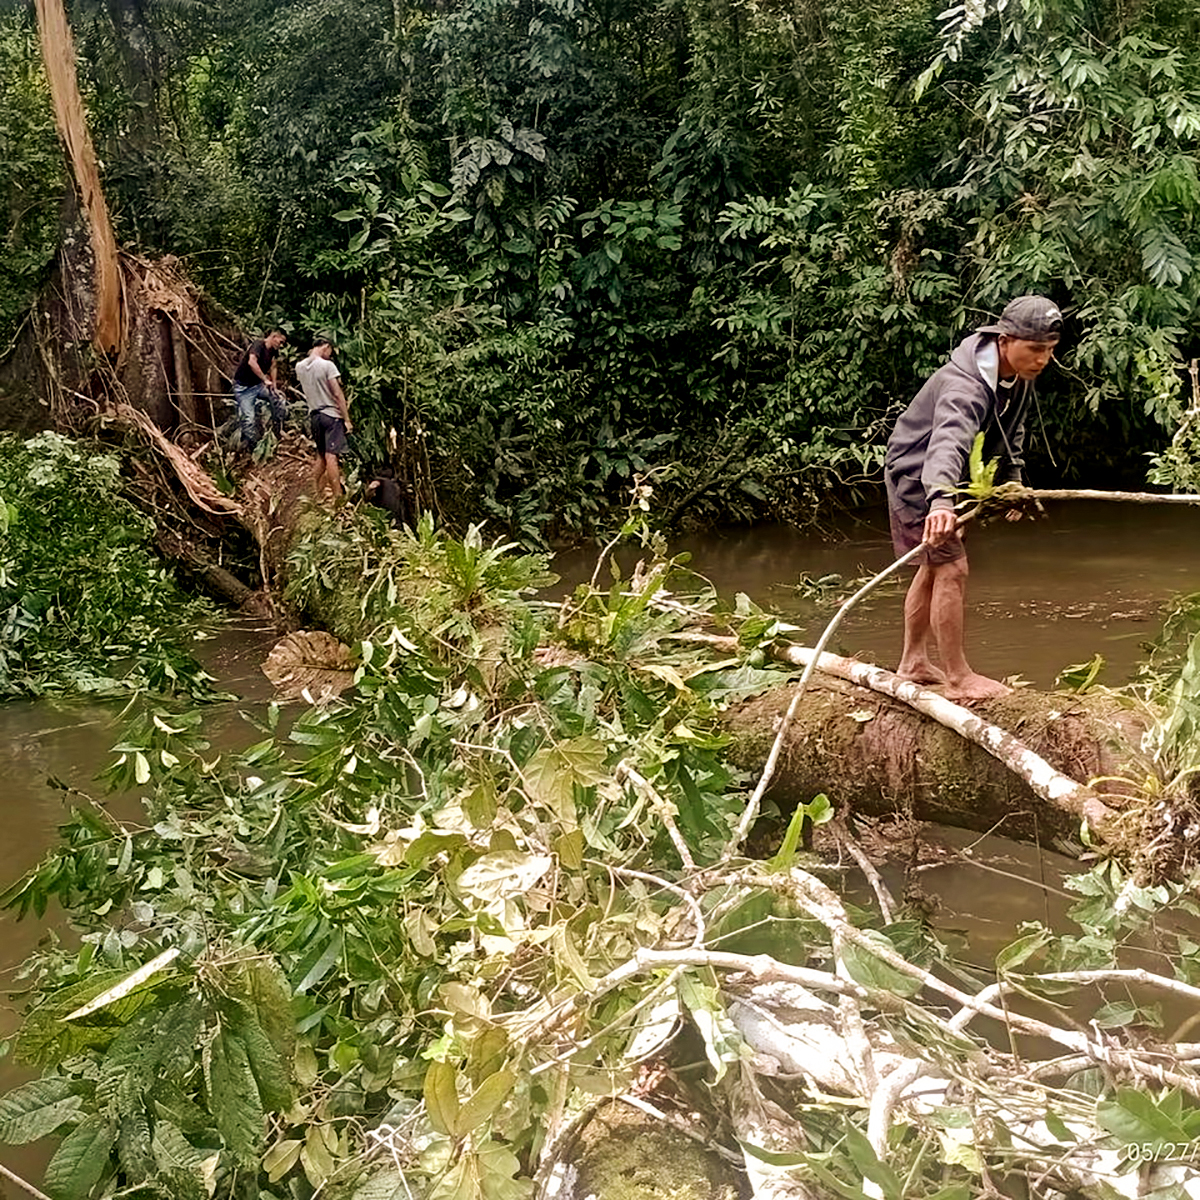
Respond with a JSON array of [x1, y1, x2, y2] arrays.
[[885, 332, 1032, 522]]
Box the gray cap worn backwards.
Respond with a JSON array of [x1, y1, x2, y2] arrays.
[[978, 295, 1063, 341]]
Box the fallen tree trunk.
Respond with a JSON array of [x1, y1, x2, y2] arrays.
[[776, 645, 1116, 830], [724, 675, 1145, 848]]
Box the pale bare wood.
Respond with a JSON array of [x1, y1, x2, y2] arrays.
[[35, 0, 123, 352], [169, 319, 196, 425], [114, 403, 242, 517], [1022, 486, 1200, 504]]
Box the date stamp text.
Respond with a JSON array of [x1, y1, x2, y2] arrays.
[[1121, 1142, 1200, 1164]]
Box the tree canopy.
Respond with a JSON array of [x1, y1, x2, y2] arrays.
[[3, 0, 1200, 538]]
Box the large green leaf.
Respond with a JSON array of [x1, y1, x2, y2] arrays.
[[455, 851, 553, 903], [293, 929, 345, 994], [524, 736, 608, 826], [241, 957, 297, 1067], [423, 1061, 461, 1138], [150, 1120, 204, 1175], [205, 1028, 264, 1163], [457, 1068, 516, 1134], [841, 931, 924, 998], [843, 1124, 903, 1199], [263, 1137, 303, 1183], [115, 1103, 155, 1182], [0, 1077, 81, 1144], [228, 1004, 293, 1111], [17, 971, 150, 1064], [43, 1114, 116, 1200], [995, 929, 1051, 973], [1095, 1087, 1195, 1145]]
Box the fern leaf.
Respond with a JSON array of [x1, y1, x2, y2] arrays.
[[956, 431, 1001, 499]]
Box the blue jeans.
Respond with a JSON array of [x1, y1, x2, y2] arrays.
[[233, 382, 287, 449]]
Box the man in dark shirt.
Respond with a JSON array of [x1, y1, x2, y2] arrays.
[[232, 329, 288, 450], [365, 467, 406, 525]]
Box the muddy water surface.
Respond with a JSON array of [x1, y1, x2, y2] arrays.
[[0, 622, 278, 1184], [557, 500, 1200, 687]]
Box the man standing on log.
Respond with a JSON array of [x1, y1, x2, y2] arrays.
[[296, 337, 352, 499], [885, 295, 1062, 701], [232, 329, 288, 451]]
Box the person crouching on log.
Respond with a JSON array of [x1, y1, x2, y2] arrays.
[[296, 337, 353, 500], [885, 295, 1062, 702]]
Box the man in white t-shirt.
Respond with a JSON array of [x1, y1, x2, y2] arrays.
[[295, 338, 353, 498]]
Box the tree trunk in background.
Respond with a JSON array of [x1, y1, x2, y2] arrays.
[[35, 0, 123, 354]]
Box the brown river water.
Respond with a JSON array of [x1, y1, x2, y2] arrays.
[[2, 501, 1198, 1182]]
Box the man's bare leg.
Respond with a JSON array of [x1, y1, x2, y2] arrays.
[[929, 556, 1009, 701], [324, 452, 344, 499], [312, 455, 328, 496], [896, 564, 945, 684]]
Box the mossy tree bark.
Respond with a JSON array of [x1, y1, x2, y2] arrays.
[[724, 682, 1144, 847]]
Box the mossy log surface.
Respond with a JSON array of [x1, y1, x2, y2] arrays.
[[543, 1104, 746, 1200], [724, 682, 1145, 844]]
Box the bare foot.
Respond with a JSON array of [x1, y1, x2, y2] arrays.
[[943, 672, 1011, 702], [895, 659, 946, 685]]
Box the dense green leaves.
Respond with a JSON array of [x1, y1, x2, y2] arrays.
[[0, 519, 792, 1198], [6, 514, 1200, 1198], [8, 0, 1200, 535], [206, 1027, 264, 1163], [43, 1115, 117, 1200], [0, 433, 218, 699], [0, 18, 63, 345]]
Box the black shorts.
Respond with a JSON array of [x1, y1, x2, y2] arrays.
[[311, 411, 347, 457], [888, 505, 966, 567]]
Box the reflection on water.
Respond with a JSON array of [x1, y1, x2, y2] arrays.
[[554, 500, 1200, 688]]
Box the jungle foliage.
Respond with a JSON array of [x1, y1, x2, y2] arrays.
[[3, 0, 1200, 539], [0, 431, 218, 698], [5, 514, 1200, 1199]]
